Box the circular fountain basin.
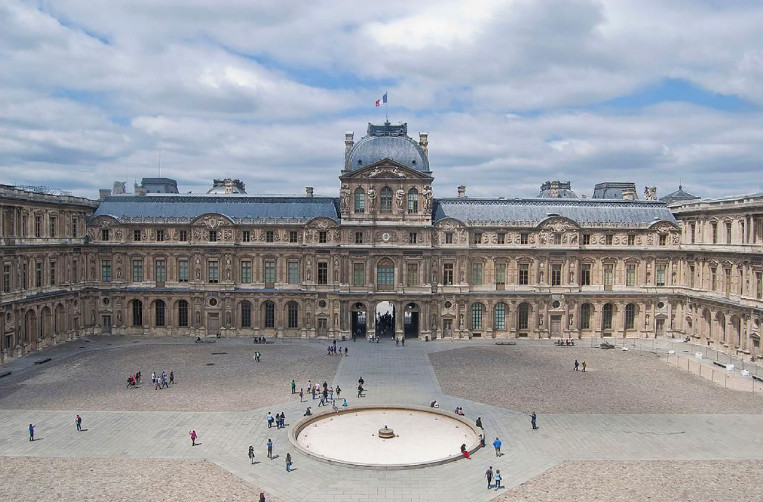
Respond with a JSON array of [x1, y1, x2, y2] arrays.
[[289, 405, 481, 469]]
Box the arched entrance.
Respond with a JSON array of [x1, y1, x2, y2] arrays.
[[351, 303, 367, 339], [404, 303, 420, 338], [375, 301, 395, 339]]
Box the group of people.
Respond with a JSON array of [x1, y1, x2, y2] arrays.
[[454, 406, 465, 416], [266, 411, 287, 429], [152, 370, 174, 389], [555, 338, 575, 346], [574, 359, 587, 372], [326, 345, 347, 356], [253, 337, 267, 344], [126, 371, 142, 388], [28, 413, 85, 441]]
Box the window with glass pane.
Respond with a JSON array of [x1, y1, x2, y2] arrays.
[[606, 234, 613, 245], [628, 234, 635, 246], [725, 269, 731, 294], [519, 264, 529, 285], [518, 303, 529, 329], [581, 263, 591, 285], [380, 187, 392, 213], [659, 234, 667, 246], [72, 260, 77, 284], [264, 260, 276, 284], [288, 302, 299, 328], [289, 231, 298, 243], [3, 265, 10, 293], [240, 301, 251, 328], [288, 261, 300, 284], [132, 259, 143, 282], [473, 233, 482, 244], [409, 232, 417, 244], [179, 230, 188, 241], [49, 262, 56, 285], [208, 260, 219, 283], [582, 234, 590, 245], [317, 262, 328, 284], [445, 232, 453, 244], [354, 189, 365, 213], [101, 229, 109, 241], [625, 304, 636, 330], [656, 264, 666, 286], [178, 300, 189, 327], [376, 260, 394, 289], [241, 261, 252, 283], [178, 259, 189, 282], [72, 218, 77, 237], [471, 304, 483, 330], [242, 230, 250, 242], [355, 232, 363, 244], [580, 303, 591, 329], [353, 263, 364, 286], [711, 267, 717, 290], [689, 265, 695, 288], [157, 230, 164, 242], [551, 264, 561, 286], [132, 300, 143, 326], [626, 264, 636, 286], [155, 259, 166, 282], [406, 263, 418, 286], [603, 264, 613, 286], [521, 233, 528, 244], [443, 263, 453, 285], [711, 223, 717, 243], [319, 231, 327, 243], [22, 263, 27, 289], [266, 231, 274, 243], [101, 260, 112, 282], [134, 229, 141, 241], [264, 301, 275, 328], [408, 188, 418, 213], [495, 263, 506, 285], [554, 234, 562, 245], [603, 303, 613, 329], [209, 230, 217, 242], [497, 233, 505, 244], [471, 262, 483, 285], [155, 300, 165, 327], [757, 272, 762, 299], [35, 262, 42, 287], [726, 223, 732, 243], [50, 217, 56, 237], [494, 303, 506, 330], [35, 216, 41, 237]]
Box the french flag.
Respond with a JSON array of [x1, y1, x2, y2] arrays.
[[375, 92, 387, 107]]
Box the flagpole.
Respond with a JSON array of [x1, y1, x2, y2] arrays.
[[385, 90, 388, 122]]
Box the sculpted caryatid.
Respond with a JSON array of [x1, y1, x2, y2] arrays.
[[367, 188, 376, 211], [395, 189, 405, 212], [340, 183, 350, 212], [423, 185, 433, 212]]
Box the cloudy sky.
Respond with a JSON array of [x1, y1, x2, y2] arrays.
[[2, 0, 762, 200]]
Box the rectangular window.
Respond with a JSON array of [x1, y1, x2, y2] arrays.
[[241, 261, 252, 283], [656, 264, 666, 286], [711, 267, 717, 290], [242, 230, 250, 242], [319, 231, 327, 243], [101, 260, 112, 282], [288, 261, 300, 284], [355, 232, 363, 244], [520, 233, 528, 245], [289, 231, 298, 243], [443, 263, 454, 285], [264, 260, 276, 284], [581, 264, 591, 286], [22, 263, 28, 290], [409, 232, 417, 244], [494, 304, 506, 330], [49, 261, 56, 285], [551, 264, 561, 286], [757, 272, 762, 299], [554, 234, 562, 245], [179, 230, 188, 241], [209, 230, 217, 242], [659, 234, 667, 246], [471, 262, 483, 285], [34, 216, 42, 237], [155, 259, 166, 283], [355, 191, 365, 213], [208, 260, 219, 283], [72, 260, 77, 284], [3, 265, 10, 293], [101, 229, 110, 241], [266, 230, 274, 243], [725, 269, 731, 295], [495, 263, 506, 285], [445, 232, 453, 244], [406, 263, 418, 287], [133, 229, 141, 241], [603, 264, 613, 287], [582, 234, 590, 245], [132, 259, 143, 282], [156, 230, 164, 242], [605, 234, 613, 245], [628, 234, 635, 246], [353, 262, 365, 286], [690, 223, 696, 243], [690, 265, 695, 288], [626, 264, 636, 286], [473, 232, 482, 244], [726, 223, 732, 244], [71, 218, 78, 237], [497, 233, 505, 244], [317, 262, 328, 284], [711, 223, 718, 243], [519, 264, 529, 285], [178, 259, 189, 282], [49, 217, 56, 237]]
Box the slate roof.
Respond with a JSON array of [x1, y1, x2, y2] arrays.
[[347, 122, 430, 172], [433, 198, 677, 229], [660, 185, 700, 204], [92, 194, 339, 224], [592, 182, 638, 200]]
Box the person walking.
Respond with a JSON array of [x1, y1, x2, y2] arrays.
[[344, 347, 348, 356], [291, 380, 296, 394], [574, 359, 579, 371], [28, 423, 35, 441], [76, 414, 82, 432], [299, 388, 304, 402], [531, 411, 538, 430], [267, 412, 274, 428], [267, 439, 273, 459], [492, 437, 502, 456], [170, 371, 175, 384], [494, 469, 502, 490], [189, 429, 197, 446], [581, 361, 587, 372], [485, 466, 494, 489], [285, 452, 292, 472], [255, 351, 261, 362], [336, 385, 341, 398], [357, 384, 364, 398], [248, 445, 255, 464], [476, 417, 483, 430]]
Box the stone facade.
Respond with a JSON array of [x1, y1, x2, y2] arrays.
[[1, 123, 762, 364]]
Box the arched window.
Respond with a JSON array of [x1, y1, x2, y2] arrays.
[[178, 300, 189, 327], [155, 300, 166, 327], [380, 187, 393, 213], [132, 299, 143, 326], [494, 303, 506, 330], [603, 303, 613, 330], [518, 302, 529, 330], [471, 303, 484, 330], [625, 303, 636, 330], [376, 259, 394, 290], [287, 301, 299, 328], [240, 301, 252, 328], [264, 301, 275, 328], [580, 303, 591, 330], [354, 188, 365, 214], [408, 188, 419, 213]]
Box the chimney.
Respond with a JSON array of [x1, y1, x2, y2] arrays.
[[457, 185, 466, 198], [98, 189, 112, 201], [305, 186, 314, 198], [622, 188, 636, 201], [419, 132, 428, 155]]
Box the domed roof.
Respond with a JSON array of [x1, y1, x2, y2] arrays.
[[538, 181, 578, 199], [347, 122, 430, 172]]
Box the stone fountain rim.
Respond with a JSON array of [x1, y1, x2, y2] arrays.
[[288, 404, 483, 470]]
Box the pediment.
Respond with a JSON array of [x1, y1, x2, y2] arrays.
[[191, 213, 234, 227], [537, 216, 580, 231], [341, 159, 433, 181]]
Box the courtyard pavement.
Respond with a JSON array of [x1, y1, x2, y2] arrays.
[[1, 336, 762, 501]]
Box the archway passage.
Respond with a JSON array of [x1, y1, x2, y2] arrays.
[[375, 301, 395, 338], [404, 303, 419, 338], [351, 303, 367, 339]]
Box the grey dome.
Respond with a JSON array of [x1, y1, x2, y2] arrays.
[[347, 122, 430, 172]]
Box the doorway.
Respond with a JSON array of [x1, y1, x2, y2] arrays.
[[656, 318, 665, 336], [550, 315, 562, 337], [351, 303, 367, 339], [102, 315, 112, 334], [375, 301, 395, 338], [404, 303, 419, 338], [207, 313, 220, 337]]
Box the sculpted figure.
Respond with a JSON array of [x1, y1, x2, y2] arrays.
[[395, 189, 405, 212]]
